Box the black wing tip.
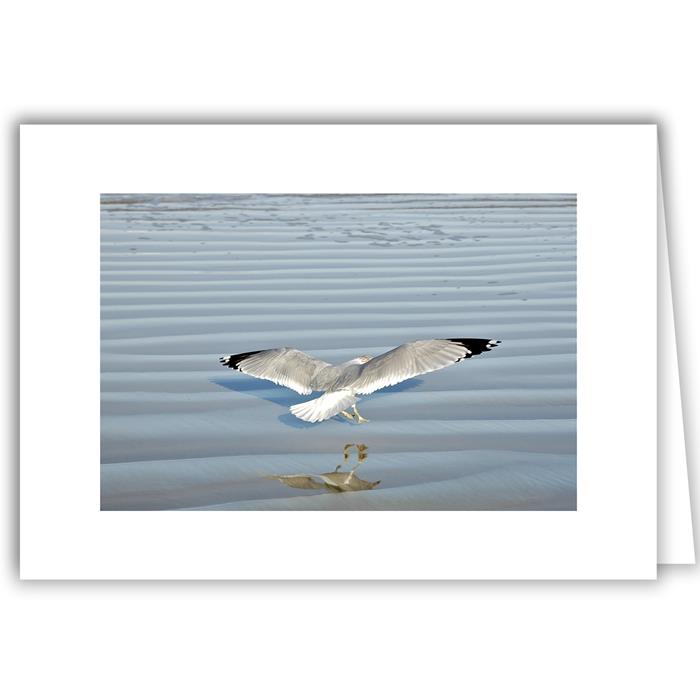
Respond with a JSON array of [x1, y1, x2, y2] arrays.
[[219, 350, 263, 370], [447, 338, 501, 361]]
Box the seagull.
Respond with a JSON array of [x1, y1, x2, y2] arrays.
[[219, 338, 500, 423]]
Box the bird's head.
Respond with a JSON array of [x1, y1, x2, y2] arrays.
[[350, 355, 372, 365]]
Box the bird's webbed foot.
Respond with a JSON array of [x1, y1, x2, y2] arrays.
[[352, 405, 370, 423]]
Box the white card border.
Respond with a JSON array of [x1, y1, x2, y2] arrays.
[[20, 124, 657, 579]]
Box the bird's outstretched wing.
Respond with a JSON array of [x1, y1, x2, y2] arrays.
[[219, 347, 331, 395], [349, 338, 500, 395]]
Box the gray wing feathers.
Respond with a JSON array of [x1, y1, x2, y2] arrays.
[[350, 339, 479, 395], [220, 348, 330, 395]]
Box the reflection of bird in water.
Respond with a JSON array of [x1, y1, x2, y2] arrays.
[[220, 338, 500, 423], [342, 441, 367, 462], [268, 443, 380, 493]]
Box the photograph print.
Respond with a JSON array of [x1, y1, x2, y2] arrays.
[[101, 193, 576, 510]]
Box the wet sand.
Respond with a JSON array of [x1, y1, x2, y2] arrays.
[[101, 193, 576, 510]]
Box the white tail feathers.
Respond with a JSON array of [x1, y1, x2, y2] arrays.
[[290, 389, 357, 423]]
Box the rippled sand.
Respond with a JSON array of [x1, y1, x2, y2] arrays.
[[101, 193, 576, 510]]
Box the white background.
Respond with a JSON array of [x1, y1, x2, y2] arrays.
[[3, 1, 698, 698]]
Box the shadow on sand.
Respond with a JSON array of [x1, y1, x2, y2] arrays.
[[210, 376, 423, 429]]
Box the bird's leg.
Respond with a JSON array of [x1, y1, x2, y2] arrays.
[[352, 404, 370, 423], [339, 410, 356, 422]]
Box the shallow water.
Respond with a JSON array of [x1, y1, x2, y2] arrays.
[[101, 193, 576, 510]]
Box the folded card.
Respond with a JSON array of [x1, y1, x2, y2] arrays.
[[20, 124, 668, 579]]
